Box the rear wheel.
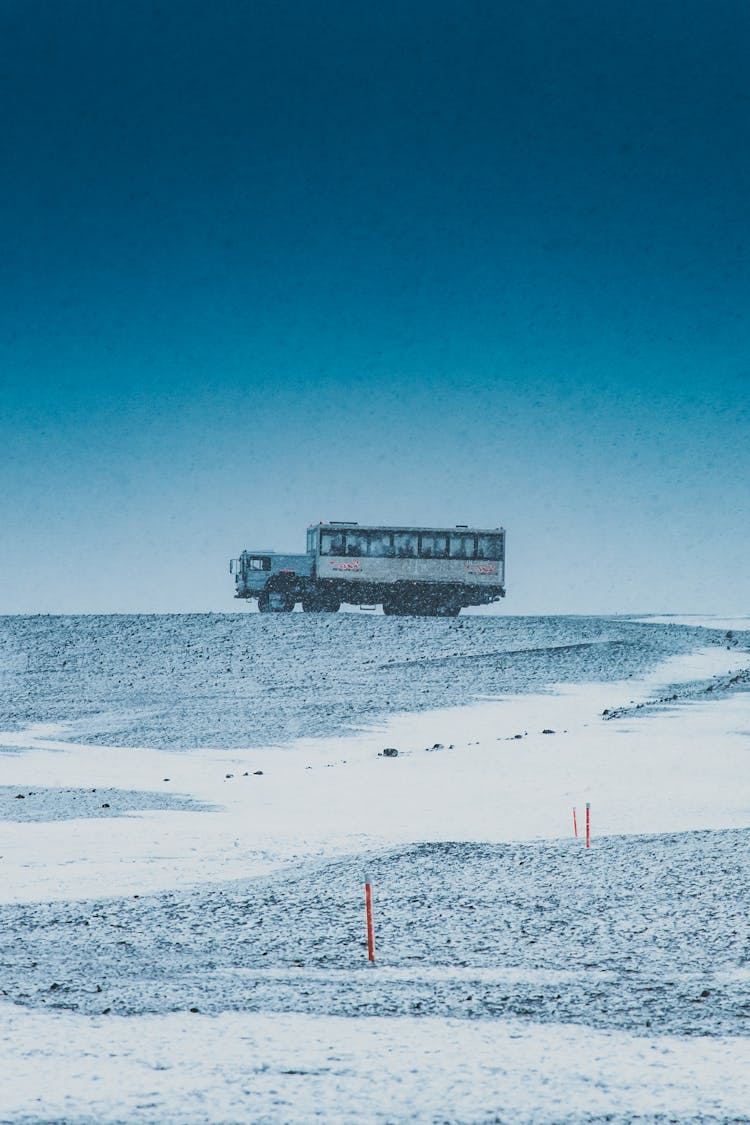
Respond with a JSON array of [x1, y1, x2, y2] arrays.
[[384, 594, 460, 617], [434, 602, 461, 617], [301, 592, 340, 613]]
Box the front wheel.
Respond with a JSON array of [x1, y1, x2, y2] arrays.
[[258, 591, 295, 613]]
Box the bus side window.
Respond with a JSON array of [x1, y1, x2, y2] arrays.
[[477, 534, 503, 559], [321, 532, 344, 555], [419, 533, 448, 558], [346, 532, 369, 556], [449, 533, 475, 559], [369, 532, 394, 558], [394, 532, 416, 557]]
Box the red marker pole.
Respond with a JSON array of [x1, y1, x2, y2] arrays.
[[573, 807, 578, 838], [365, 878, 376, 963], [585, 802, 591, 849]]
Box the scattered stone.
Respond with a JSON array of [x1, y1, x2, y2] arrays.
[[14, 794, 25, 799], [101, 803, 110, 809], [253, 770, 264, 776], [513, 734, 523, 740], [542, 729, 555, 735], [243, 771, 249, 776], [382, 748, 399, 758], [432, 743, 444, 750], [189, 1007, 200, 1013], [225, 773, 234, 779], [163, 778, 170, 782]]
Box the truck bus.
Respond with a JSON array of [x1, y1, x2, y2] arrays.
[[230, 522, 506, 616]]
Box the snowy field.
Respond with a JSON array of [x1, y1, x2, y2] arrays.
[[0, 614, 749, 1123]]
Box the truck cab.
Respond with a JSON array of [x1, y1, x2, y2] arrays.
[[230, 549, 312, 611]]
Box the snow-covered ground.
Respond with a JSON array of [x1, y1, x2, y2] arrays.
[[635, 614, 750, 632], [0, 614, 748, 1123], [2, 1005, 748, 1125]]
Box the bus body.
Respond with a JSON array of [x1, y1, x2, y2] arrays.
[[231, 522, 506, 616]]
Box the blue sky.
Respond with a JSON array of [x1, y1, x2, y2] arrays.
[[1, 0, 748, 613]]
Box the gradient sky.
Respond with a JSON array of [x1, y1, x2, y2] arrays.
[[2, 0, 749, 613]]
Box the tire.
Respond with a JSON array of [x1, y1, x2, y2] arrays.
[[434, 603, 461, 617], [406, 594, 435, 616], [301, 592, 340, 613], [258, 591, 295, 613], [384, 596, 421, 616], [385, 596, 459, 617]]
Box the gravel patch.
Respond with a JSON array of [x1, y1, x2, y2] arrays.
[[0, 614, 736, 750], [0, 786, 213, 822], [603, 667, 750, 720]]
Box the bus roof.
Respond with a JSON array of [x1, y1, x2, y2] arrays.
[[314, 523, 504, 534]]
